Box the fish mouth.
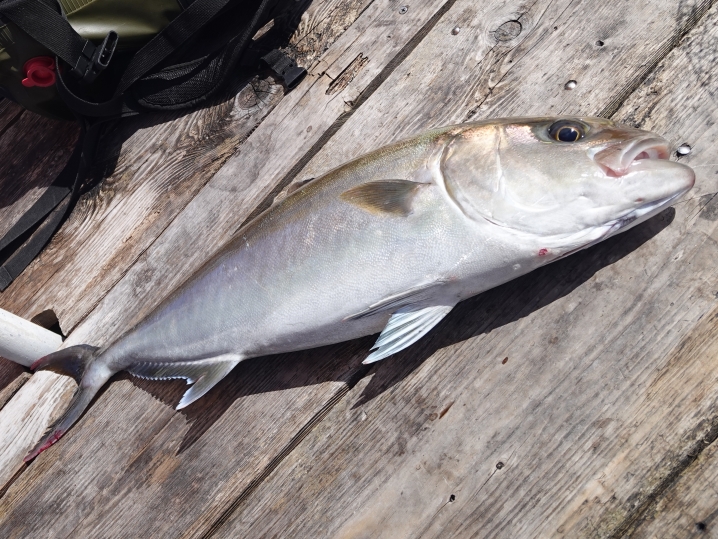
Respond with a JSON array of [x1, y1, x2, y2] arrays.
[[594, 136, 671, 177], [607, 191, 682, 231], [556, 189, 688, 261]]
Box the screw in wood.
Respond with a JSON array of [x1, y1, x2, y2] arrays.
[[677, 143, 692, 156]]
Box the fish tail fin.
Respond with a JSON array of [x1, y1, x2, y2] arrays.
[[30, 344, 99, 383], [25, 345, 111, 461]]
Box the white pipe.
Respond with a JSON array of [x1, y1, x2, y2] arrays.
[[0, 308, 62, 367]]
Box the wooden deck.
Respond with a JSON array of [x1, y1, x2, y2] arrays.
[[0, 0, 717, 536]]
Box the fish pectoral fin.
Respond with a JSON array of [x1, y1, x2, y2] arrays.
[[346, 280, 447, 320], [128, 355, 242, 410], [340, 180, 426, 216], [363, 304, 454, 365]]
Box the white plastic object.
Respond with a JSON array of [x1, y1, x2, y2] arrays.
[[0, 308, 62, 367]]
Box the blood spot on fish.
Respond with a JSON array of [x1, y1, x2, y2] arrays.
[[538, 248, 548, 256], [502, 356, 508, 364], [25, 429, 64, 461]]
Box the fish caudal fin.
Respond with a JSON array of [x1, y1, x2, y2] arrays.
[[25, 345, 111, 461], [363, 304, 454, 364], [30, 344, 99, 383], [128, 355, 242, 410]]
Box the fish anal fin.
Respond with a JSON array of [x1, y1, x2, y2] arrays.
[[363, 304, 454, 364], [340, 180, 425, 216], [128, 355, 242, 410]]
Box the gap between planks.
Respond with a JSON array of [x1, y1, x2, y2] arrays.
[[196, 364, 372, 539]]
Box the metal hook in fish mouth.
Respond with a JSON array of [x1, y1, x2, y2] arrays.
[[593, 137, 671, 177]]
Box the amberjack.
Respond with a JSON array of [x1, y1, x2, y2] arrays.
[[26, 117, 695, 459]]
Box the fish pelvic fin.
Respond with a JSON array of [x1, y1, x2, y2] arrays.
[[128, 355, 242, 410], [25, 346, 112, 461], [363, 304, 454, 364], [340, 180, 426, 216]]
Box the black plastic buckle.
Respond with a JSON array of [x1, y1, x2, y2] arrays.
[[260, 50, 307, 90], [72, 31, 118, 84]]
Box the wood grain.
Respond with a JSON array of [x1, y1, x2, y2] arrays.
[[206, 1, 718, 538], [628, 441, 718, 538], [0, 107, 78, 240]]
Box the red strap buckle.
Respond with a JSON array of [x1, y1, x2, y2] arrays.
[[22, 57, 56, 88]]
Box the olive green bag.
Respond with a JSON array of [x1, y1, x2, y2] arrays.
[[0, 0, 305, 290]]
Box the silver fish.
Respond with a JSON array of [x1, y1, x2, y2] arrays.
[[26, 117, 695, 459]]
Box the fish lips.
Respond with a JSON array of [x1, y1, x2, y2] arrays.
[[557, 158, 694, 258], [593, 136, 671, 177], [605, 159, 696, 237]]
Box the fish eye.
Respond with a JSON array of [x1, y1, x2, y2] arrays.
[[548, 121, 586, 142]]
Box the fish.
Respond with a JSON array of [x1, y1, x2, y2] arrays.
[[25, 117, 695, 460]]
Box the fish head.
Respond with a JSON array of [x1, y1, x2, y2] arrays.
[[441, 117, 695, 256]]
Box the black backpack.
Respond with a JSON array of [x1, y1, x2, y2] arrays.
[[0, 0, 306, 290]]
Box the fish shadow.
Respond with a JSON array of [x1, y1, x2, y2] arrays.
[[127, 208, 675, 454]]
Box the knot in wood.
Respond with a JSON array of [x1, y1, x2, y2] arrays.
[[494, 20, 522, 42]]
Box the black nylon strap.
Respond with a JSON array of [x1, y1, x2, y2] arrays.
[[0, 0, 85, 66], [0, 121, 102, 291], [114, 0, 236, 96], [54, 0, 256, 117], [0, 0, 116, 83], [260, 49, 307, 90], [0, 150, 79, 252]]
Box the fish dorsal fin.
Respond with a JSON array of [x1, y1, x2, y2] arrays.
[[363, 304, 454, 364], [340, 180, 425, 216], [128, 355, 241, 409]]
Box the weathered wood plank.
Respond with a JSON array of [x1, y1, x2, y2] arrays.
[[0, 78, 285, 333], [203, 1, 718, 538], [0, 107, 78, 240], [0, 366, 28, 411], [0, 372, 74, 488], [0, 99, 24, 142], [0, 100, 77, 426], [628, 441, 718, 538], [0, 1, 463, 536]]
